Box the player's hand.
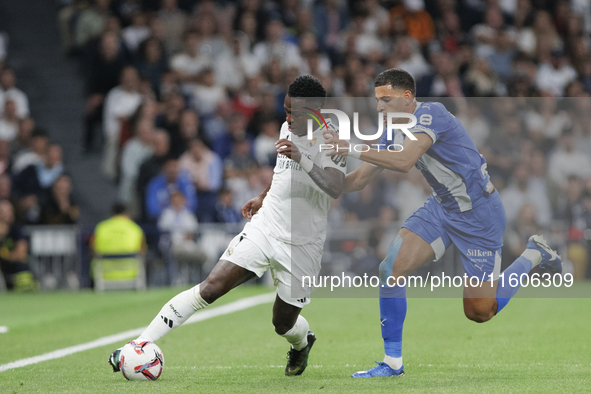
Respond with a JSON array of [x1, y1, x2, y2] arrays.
[[275, 139, 302, 163], [241, 196, 263, 219], [323, 129, 349, 157]]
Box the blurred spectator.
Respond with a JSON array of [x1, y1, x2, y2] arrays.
[[548, 129, 591, 188], [253, 118, 279, 166], [232, 75, 262, 122], [0, 69, 29, 118], [456, 100, 489, 149], [156, 0, 188, 54], [155, 92, 185, 157], [389, 36, 431, 81], [91, 202, 146, 287], [83, 31, 126, 153], [224, 138, 258, 179], [481, 116, 524, 181], [486, 30, 517, 80], [122, 12, 150, 53], [0, 139, 12, 175], [214, 188, 242, 224], [177, 109, 201, 152], [103, 66, 142, 179], [0, 100, 18, 142], [11, 117, 35, 157], [136, 38, 168, 99], [40, 175, 79, 225], [136, 130, 170, 221], [14, 144, 64, 208], [248, 89, 283, 136], [119, 119, 154, 206], [145, 157, 196, 221], [470, 6, 510, 59], [253, 19, 301, 69], [189, 68, 226, 116], [314, 0, 349, 57], [179, 138, 222, 222], [215, 32, 261, 91], [213, 112, 251, 161], [525, 97, 571, 152], [12, 128, 48, 176], [500, 162, 552, 228], [170, 30, 210, 85], [0, 200, 36, 291], [75, 0, 112, 49], [556, 176, 589, 280], [416, 51, 458, 97], [536, 49, 577, 96], [157, 190, 207, 285], [389, 0, 435, 47]]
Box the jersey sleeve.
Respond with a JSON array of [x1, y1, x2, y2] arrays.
[[408, 103, 450, 144]]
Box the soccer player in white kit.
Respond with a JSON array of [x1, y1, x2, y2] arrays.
[[108, 75, 347, 376]]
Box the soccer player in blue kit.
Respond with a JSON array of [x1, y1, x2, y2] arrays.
[[323, 68, 563, 378]]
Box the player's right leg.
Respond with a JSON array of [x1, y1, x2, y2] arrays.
[[109, 225, 267, 372], [108, 260, 256, 372], [352, 227, 439, 378]]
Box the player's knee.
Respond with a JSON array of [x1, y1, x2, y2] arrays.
[[464, 305, 494, 323], [272, 316, 292, 335]]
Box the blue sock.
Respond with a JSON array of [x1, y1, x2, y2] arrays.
[[495, 256, 533, 314], [379, 284, 406, 359]]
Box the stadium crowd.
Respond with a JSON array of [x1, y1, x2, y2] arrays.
[[58, 0, 591, 280], [2, 0, 591, 289], [0, 54, 79, 289]]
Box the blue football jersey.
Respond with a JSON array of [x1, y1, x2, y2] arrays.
[[378, 101, 493, 213]]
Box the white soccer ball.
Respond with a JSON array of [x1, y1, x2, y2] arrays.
[[119, 340, 164, 381]]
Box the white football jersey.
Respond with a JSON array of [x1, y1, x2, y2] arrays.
[[251, 120, 347, 245]]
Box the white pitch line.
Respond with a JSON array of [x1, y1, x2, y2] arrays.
[[0, 292, 275, 373]]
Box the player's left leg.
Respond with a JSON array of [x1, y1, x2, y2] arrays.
[[271, 238, 321, 376], [272, 295, 316, 376], [451, 191, 560, 322], [463, 235, 563, 322]]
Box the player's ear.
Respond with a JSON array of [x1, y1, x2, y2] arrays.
[[404, 90, 414, 105]]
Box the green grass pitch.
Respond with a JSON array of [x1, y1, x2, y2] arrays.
[[1, 284, 590, 393]]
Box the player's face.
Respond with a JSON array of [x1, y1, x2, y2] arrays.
[[374, 85, 415, 123], [284, 95, 307, 137]]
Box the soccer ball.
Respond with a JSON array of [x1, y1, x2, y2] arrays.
[[119, 341, 164, 381]]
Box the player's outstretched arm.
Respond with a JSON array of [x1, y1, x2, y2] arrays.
[[323, 130, 432, 173], [344, 162, 383, 193], [276, 139, 344, 199], [241, 183, 271, 219]]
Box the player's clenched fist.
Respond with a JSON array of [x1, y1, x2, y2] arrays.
[[275, 139, 302, 163], [241, 196, 263, 219]]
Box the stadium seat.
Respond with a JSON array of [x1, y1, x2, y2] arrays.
[[29, 227, 79, 290], [92, 253, 146, 291]]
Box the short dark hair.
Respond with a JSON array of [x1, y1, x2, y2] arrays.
[[111, 202, 127, 215], [288, 75, 327, 107], [374, 68, 416, 96]]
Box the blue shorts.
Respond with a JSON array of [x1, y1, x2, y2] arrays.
[[402, 191, 506, 281]]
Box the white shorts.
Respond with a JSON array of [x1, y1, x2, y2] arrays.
[[220, 222, 323, 308]]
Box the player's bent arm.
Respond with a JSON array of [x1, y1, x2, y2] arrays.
[[344, 162, 383, 193], [241, 182, 271, 219], [307, 166, 345, 199], [357, 134, 432, 173]]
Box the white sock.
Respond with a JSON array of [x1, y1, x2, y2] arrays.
[[522, 249, 542, 267], [137, 284, 209, 342], [384, 355, 403, 370], [281, 315, 309, 351]]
